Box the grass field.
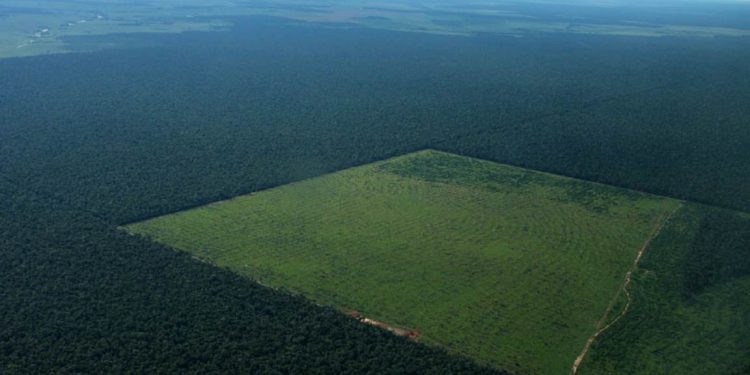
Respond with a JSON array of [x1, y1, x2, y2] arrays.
[[580, 204, 750, 374], [125, 150, 681, 374]]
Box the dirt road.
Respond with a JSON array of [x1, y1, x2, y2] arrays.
[[570, 205, 682, 375]]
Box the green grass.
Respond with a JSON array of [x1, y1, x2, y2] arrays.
[[580, 204, 750, 374], [125, 150, 681, 374]]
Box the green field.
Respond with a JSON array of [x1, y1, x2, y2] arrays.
[[580, 204, 750, 374], [126, 150, 681, 374]]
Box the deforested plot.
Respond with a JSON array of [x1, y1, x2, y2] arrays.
[[580, 205, 750, 375], [126, 150, 681, 374]]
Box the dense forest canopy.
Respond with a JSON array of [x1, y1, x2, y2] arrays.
[[1, 11, 749, 374], [1, 17, 749, 223], [3, 0, 750, 59], [0, 176, 502, 374]]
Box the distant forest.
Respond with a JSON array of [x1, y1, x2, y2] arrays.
[[1, 16, 749, 373]]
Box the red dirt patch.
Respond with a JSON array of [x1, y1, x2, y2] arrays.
[[349, 311, 421, 340]]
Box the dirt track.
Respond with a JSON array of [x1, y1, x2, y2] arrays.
[[570, 205, 682, 375], [349, 311, 421, 340]]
